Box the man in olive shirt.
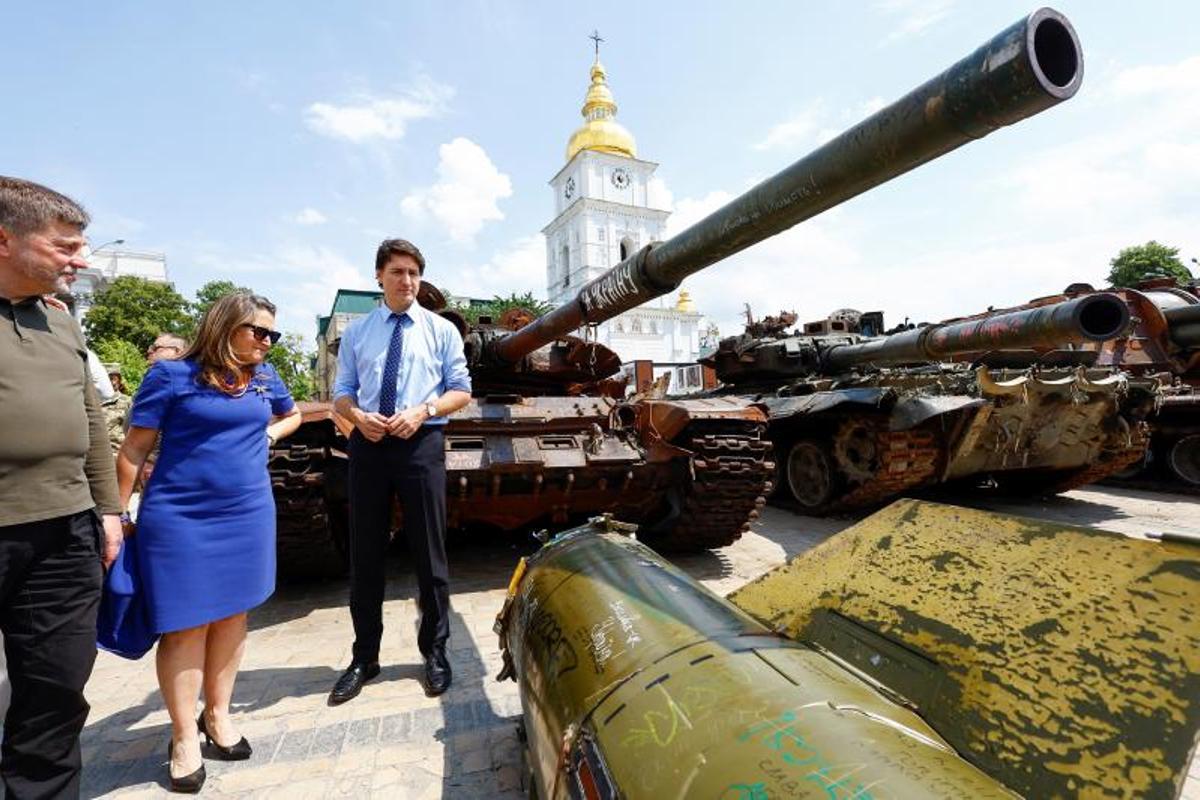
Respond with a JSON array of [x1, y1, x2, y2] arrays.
[[0, 177, 122, 799]]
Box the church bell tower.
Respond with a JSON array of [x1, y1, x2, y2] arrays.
[[542, 34, 707, 392]]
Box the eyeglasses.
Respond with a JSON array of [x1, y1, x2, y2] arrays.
[[242, 324, 282, 345]]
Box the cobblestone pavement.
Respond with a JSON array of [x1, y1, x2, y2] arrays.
[[66, 485, 1200, 798]]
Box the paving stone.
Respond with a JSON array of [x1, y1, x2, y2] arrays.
[[272, 728, 314, 761], [215, 757, 334, 794], [79, 759, 132, 798], [308, 720, 348, 758], [457, 744, 492, 775], [260, 776, 333, 799], [377, 711, 412, 743], [330, 772, 374, 797], [409, 706, 444, 738], [333, 746, 378, 775], [345, 715, 380, 748], [375, 741, 432, 766]]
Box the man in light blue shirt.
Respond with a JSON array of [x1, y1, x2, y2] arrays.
[[329, 238, 471, 703]]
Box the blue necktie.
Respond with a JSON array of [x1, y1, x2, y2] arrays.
[[378, 313, 405, 416]]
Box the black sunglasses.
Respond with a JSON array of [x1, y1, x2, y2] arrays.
[[242, 324, 282, 345]]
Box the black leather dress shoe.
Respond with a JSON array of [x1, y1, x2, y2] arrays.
[[166, 740, 206, 794], [424, 648, 452, 697], [328, 661, 381, 705]]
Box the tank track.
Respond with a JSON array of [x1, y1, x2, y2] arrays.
[[831, 426, 941, 511], [1045, 422, 1153, 494], [773, 421, 942, 515], [646, 427, 775, 551], [269, 443, 348, 581]]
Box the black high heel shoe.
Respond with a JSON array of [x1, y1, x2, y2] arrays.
[[166, 740, 206, 794], [197, 712, 252, 761]]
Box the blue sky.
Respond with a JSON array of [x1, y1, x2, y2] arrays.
[[5, 1, 1198, 341]]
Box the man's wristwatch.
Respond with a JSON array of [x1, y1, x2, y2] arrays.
[[425, 402, 438, 419], [266, 431, 277, 447]]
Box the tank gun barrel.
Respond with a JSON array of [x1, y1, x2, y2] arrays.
[[823, 292, 1129, 371], [492, 7, 1083, 364], [1165, 303, 1200, 348]]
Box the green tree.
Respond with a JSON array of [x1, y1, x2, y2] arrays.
[[267, 333, 316, 402], [83, 276, 192, 353], [191, 279, 250, 328], [455, 291, 552, 324], [1107, 241, 1193, 288], [93, 338, 148, 392]]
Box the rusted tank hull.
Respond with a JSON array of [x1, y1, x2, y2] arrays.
[[267, 402, 352, 580], [762, 365, 1157, 514], [944, 281, 1200, 488], [445, 396, 773, 550], [274, 396, 773, 564]]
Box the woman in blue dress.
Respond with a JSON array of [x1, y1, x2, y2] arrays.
[[116, 292, 300, 792]]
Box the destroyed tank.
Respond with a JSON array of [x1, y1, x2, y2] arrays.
[[703, 292, 1160, 512], [272, 1, 1085, 570], [942, 277, 1200, 488]]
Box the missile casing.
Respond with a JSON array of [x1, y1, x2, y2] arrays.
[[494, 518, 1013, 799]]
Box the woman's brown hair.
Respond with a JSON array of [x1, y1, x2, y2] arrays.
[[183, 292, 277, 394]]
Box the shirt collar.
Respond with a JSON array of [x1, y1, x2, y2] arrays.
[[379, 301, 422, 324]]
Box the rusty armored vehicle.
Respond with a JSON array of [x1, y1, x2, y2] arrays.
[[271, 294, 773, 581], [273, 0, 1087, 573], [702, 292, 1160, 512], [942, 277, 1200, 488]]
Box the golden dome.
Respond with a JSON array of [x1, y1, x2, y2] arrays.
[[675, 291, 696, 312], [566, 60, 637, 162]]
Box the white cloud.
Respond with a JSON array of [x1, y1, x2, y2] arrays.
[[647, 177, 674, 212], [443, 235, 546, 301], [191, 244, 373, 339], [304, 78, 453, 143], [401, 137, 513, 244], [1110, 55, 1200, 98], [1001, 54, 1200, 223], [875, 0, 957, 43], [754, 102, 825, 151], [88, 212, 146, 240], [859, 96, 887, 116], [757, 96, 886, 152], [664, 190, 735, 239], [293, 208, 328, 226]]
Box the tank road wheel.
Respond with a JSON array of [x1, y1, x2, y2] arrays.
[[784, 440, 838, 514], [1168, 434, 1200, 487]]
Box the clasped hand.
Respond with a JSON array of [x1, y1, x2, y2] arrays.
[[355, 406, 427, 442]]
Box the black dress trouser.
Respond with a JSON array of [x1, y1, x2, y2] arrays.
[[0, 510, 102, 800], [347, 427, 449, 663]]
